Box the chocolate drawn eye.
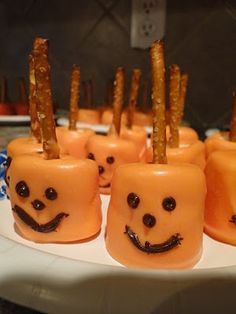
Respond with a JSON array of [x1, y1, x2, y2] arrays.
[[106, 156, 115, 164], [45, 187, 57, 200], [87, 153, 95, 160], [127, 192, 140, 209], [162, 197, 176, 212], [15, 181, 30, 198]]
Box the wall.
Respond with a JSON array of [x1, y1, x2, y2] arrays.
[[0, 0, 235, 135]]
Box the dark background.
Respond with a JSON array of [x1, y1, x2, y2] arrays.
[[0, 0, 235, 312]]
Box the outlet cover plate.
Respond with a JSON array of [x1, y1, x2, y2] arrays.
[[131, 0, 166, 49]]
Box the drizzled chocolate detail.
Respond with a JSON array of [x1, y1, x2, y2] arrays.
[[127, 192, 140, 209], [229, 215, 236, 224], [12, 205, 69, 233], [124, 225, 183, 253], [31, 199, 45, 210], [162, 197, 176, 211], [87, 153, 95, 160], [98, 165, 105, 175], [99, 182, 111, 188], [106, 156, 115, 164], [45, 187, 57, 200], [143, 213, 156, 228], [15, 181, 30, 197]]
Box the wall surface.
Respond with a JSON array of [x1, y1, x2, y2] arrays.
[[0, 0, 236, 135]]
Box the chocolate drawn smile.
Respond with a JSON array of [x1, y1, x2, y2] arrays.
[[99, 183, 111, 188], [124, 225, 183, 254], [12, 205, 69, 233]]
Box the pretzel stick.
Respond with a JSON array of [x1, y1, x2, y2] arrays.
[[229, 90, 236, 142], [109, 67, 125, 136], [168, 64, 181, 148], [33, 37, 60, 159], [178, 73, 189, 125], [127, 69, 141, 129], [150, 41, 167, 164], [69, 65, 80, 130], [29, 54, 41, 142]]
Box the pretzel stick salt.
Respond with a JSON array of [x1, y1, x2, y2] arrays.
[[127, 69, 141, 129], [33, 37, 60, 159], [229, 90, 236, 142], [29, 54, 41, 143], [150, 41, 167, 164], [178, 73, 189, 125], [69, 65, 80, 130], [169, 64, 181, 148], [109, 67, 125, 136]]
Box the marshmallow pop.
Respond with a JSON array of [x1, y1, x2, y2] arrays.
[[105, 41, 206, 269]]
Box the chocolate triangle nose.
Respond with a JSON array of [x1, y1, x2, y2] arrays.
[[31, 199, 45, 211]]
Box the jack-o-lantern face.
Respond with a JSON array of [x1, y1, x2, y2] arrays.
[[86, 135, 139, 194], [205, 150, 236, 245], [106, 163, 206, 269], [8, 153, 102, 243]]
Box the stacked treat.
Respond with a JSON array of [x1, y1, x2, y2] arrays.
[[5, 37, 236, 270]]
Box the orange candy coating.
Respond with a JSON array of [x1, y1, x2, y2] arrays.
[[101, 109, 127, 125], [8, 153, 102, 243], [7, 137, 42, 158], [205, 131, 236, 159], [205, 150, 236, 245], [86, 134, 140, 195], [120, 125, 147, 161], [56, 126, 94, 158], [133, 111, 152, 127], [106, 163, 206, 269], [146, 140, 206, 170], [166, 126, 199, 145], [78, 108, 100, 124]]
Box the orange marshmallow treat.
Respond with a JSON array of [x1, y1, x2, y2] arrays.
[[205, 150, 236, 245], [86, 134, 139, 194], [56, 65, 94, 158], [120, 68, 147, 161], [86, 67, 139, 195], [8, 37, 102, 243], [8, 154, 101, 243], [78, 80, 100, 124], [205, 91, 236, 158], [105, 41, 206, 269]]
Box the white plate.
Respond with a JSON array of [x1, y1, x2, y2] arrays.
[[57, 117, 153, 135], [1, 193, 236, 313]]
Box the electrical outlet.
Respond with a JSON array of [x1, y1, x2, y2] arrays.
[[131, 0, 166, 49]]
